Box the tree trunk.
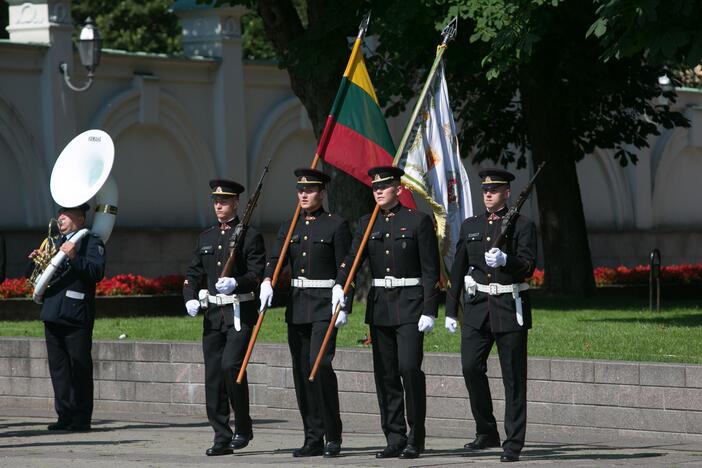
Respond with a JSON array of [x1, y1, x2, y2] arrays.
[[256, 0, 376, 302], [256, 0, 375, 220], [520, 69, 596, 297]]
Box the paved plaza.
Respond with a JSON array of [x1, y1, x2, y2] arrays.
[[1, 409, 701, 467]]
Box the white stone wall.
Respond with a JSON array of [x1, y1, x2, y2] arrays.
[[1, 0, 701, 276]]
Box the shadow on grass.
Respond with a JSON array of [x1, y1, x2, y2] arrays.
[[581, 313, 702, 327], [534, 295, 701, 313]]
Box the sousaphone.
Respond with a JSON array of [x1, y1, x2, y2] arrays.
[[31, 129, 118, 303]]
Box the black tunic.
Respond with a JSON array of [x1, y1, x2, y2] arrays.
[[445, 206, 537, 332]]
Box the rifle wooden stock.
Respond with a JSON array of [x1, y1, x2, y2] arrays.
[[309, 203, 380, 382], [236, 154, 321, 385]]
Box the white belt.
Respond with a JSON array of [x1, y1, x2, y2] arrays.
[[372, 276, 422, 288], [464, 275, 529, 326], [197, 290, 255, 332], [206, 292, 255, 305], [291, 277, 335, 288]]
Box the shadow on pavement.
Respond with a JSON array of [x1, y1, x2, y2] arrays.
[[0, 440, 146, 449]]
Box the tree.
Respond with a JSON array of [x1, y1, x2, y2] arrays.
[[71, 0, 182, 55], [430, 0, 688, 296], [226, 0, 691, 296]]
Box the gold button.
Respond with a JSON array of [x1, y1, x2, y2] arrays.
[[385, 233, 390, 238], [487, 273, 492, 278], [386, 267, 390, 272], [385, 217, 389, 222], [301, 268, 305, 273], [305, 221, 310, 225], [304, 236, 308, 240], [489, 221, 493, 225], [302, 252, 307, 257], [218, 245, 222, 250], [385, 250, 390, 255], [221, 230, 225, 235], [217, 261, 221, 266], [487, 236, 491, 241]]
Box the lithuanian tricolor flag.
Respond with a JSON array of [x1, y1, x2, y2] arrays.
[[318, 35, 415, 208]]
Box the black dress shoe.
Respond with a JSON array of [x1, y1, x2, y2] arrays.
[[375, 443, 406, 459], [292, 443, 323, 457], [228, 433, 253, 450], [205, 444, 233, 456], [464, 434, 501, 450], [47, 421, 71, 431], [323, 441, 341, 458], [67, 422, 91, 432], [399, 444, 421, 459], [500, 452, 520, 462]]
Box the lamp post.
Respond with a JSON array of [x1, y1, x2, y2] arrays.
[[59, 18, 102, 92]]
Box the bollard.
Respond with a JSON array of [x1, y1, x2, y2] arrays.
[[649, 249, 661, 312]]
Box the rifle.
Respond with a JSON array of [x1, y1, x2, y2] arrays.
[[220, 157, 272, 278], [493, 161, 545, 249]]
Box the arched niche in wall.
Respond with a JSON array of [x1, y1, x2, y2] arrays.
[[576, 149, 634, 230], [652, 127, 702, 228], [0, 96, 51, 227], [90, 87, 216, 228], [248, 97, 316, 231]]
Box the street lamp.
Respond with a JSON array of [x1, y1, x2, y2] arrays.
[[59, 18, 103, 92]]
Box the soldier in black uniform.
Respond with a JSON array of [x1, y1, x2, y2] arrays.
[[29, 203, 105, 432], [445, 168, 537, 463], [183, 179, 266, 456], [259, 168, 352, 458], [335, 166, 440, 460]]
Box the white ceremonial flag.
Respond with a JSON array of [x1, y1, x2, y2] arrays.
[[399, 60, 473, 275]]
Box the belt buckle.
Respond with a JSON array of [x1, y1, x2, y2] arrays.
[[215, 296, 224, 306], [489, 283, 499, 295], [384, 276, 393, 289]]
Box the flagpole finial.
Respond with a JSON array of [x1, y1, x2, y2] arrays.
[[358, 11, 371, 39], [441, 17, 458, 45]]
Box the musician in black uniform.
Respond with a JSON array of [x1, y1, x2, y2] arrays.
[[259, 168, 352, 458], [183, 179, 266, 456], [29, 203, 105, 431], [335, 166, 440, 460], [445, 168, 537, 463]]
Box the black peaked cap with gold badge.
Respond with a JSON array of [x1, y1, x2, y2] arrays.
[[478, 168, 515, 190], [368, 166, 404, 190], [209, 179, 245, 197], [294, 168, 330, 190]]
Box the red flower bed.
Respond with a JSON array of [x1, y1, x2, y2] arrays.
[[528, 264, 702, 287], [0, 274, 184, 299]]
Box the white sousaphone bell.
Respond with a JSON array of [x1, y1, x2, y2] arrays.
[[32, 129, 119, 304]]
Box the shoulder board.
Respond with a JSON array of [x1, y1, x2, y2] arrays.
[[200, 226, 216, 235]]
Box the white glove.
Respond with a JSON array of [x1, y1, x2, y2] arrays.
[[418, 314, 435, 333], [485, 247, 507, 267], [215, 277, 237, 294], [185, 299, 200, 317], [259, 280, 273, 312], [331, 284, 346, 311], [445, 316, 458, 333], [334, 310, 348, 328]]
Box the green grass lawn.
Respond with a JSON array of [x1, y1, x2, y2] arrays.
[[3, 297, 702, 364]]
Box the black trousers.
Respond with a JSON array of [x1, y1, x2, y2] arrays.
[[370, 323, 426, 448], [202, 311, 253, 445], [461, 324, 528, 455], [288, 321, 342, 445], [44, 322, 94, 425]]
